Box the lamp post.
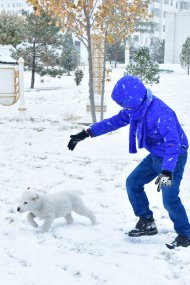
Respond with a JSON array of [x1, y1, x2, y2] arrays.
[[18, 57, 26, 112], [125, 38, 130, 65]]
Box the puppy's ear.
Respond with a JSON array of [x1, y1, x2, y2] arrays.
[[32, 194, 40, 201]]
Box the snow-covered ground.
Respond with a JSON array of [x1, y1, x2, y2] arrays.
[[0, 65, 190, 285]]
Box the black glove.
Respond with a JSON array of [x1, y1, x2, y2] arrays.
[[67, 130, 89, 151], [155, 170, 173, 192]]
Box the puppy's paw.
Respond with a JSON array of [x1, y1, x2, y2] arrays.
[[31, 221, 38, 228], [40, 227, 50, 233], [92, 220, 99, 225], [27, 213, 38, 228], [90, 215, 97, 225]]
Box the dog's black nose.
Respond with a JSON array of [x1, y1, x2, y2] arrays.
[[17, 207, 20, 212]]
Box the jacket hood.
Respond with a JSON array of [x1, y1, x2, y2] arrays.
[[111, 75, 147, 110]]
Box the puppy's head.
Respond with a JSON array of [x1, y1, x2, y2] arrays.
[[17, 190, 41, 213]]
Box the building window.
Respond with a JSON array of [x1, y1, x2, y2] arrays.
[[171, 0, 173, 5], [133, 35, 139, 42], [74, 41, 81, 53], [152, 8, 161, 17], [180, 1, 189, 10], [163, 25, 166, 32], [154, 23, 160, 32], [164, 0, 169, 4], [152, 37, 159, 43], [163, 11, 167, 18]]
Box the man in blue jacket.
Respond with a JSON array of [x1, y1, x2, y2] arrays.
[[68, 75, 190, 249]]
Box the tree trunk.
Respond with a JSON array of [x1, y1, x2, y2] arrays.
[[100, 38, 107, 121], [114, 43, 119, 68], [30, 41, 36, 89], [30, 69, 35, 89], [86, 20, 96, 123]]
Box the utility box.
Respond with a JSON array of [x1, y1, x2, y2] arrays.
[[0, 57, 26, 110]]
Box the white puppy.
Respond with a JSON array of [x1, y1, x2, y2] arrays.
[[17, 190, 97, 232]]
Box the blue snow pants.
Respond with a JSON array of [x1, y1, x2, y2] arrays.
[[126, 152, 190, 239]]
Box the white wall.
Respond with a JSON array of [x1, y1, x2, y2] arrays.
[[165, 12, 190, 63], [134, 0, 190, 48], [73, 36, 88, 66], [79, 42, 88, 66]]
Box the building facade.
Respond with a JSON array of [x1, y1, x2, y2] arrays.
[[134, 0, 190, 47], [164, 11, 190, 63], [0, 0, 32, 14], [2, 1, 188, 65]]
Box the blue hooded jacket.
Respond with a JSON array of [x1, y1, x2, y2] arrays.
[[89, 75, 188, 172]]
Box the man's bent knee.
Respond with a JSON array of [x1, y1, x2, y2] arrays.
[[126, 174, 139, 193]]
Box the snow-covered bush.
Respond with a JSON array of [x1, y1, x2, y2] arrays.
[[74, 69, 84, 86]]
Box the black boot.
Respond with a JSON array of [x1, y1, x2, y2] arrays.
[[166, 235, 190, 249], [128, 217, 158, 237]]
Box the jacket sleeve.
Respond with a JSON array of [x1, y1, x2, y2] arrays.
[[156, 112, 181, 172], [88, 109, 130, 137]]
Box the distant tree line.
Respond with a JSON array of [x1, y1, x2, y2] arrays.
[[0, 12, 83, 88]]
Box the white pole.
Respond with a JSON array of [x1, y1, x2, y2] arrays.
[[125, 44, 130, 66], [18, 57, 26, 111]]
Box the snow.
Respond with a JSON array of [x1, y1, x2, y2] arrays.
[[0, 45, 16, 64], [0, 64, 190, 285], [0, 56, 17, 64]]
